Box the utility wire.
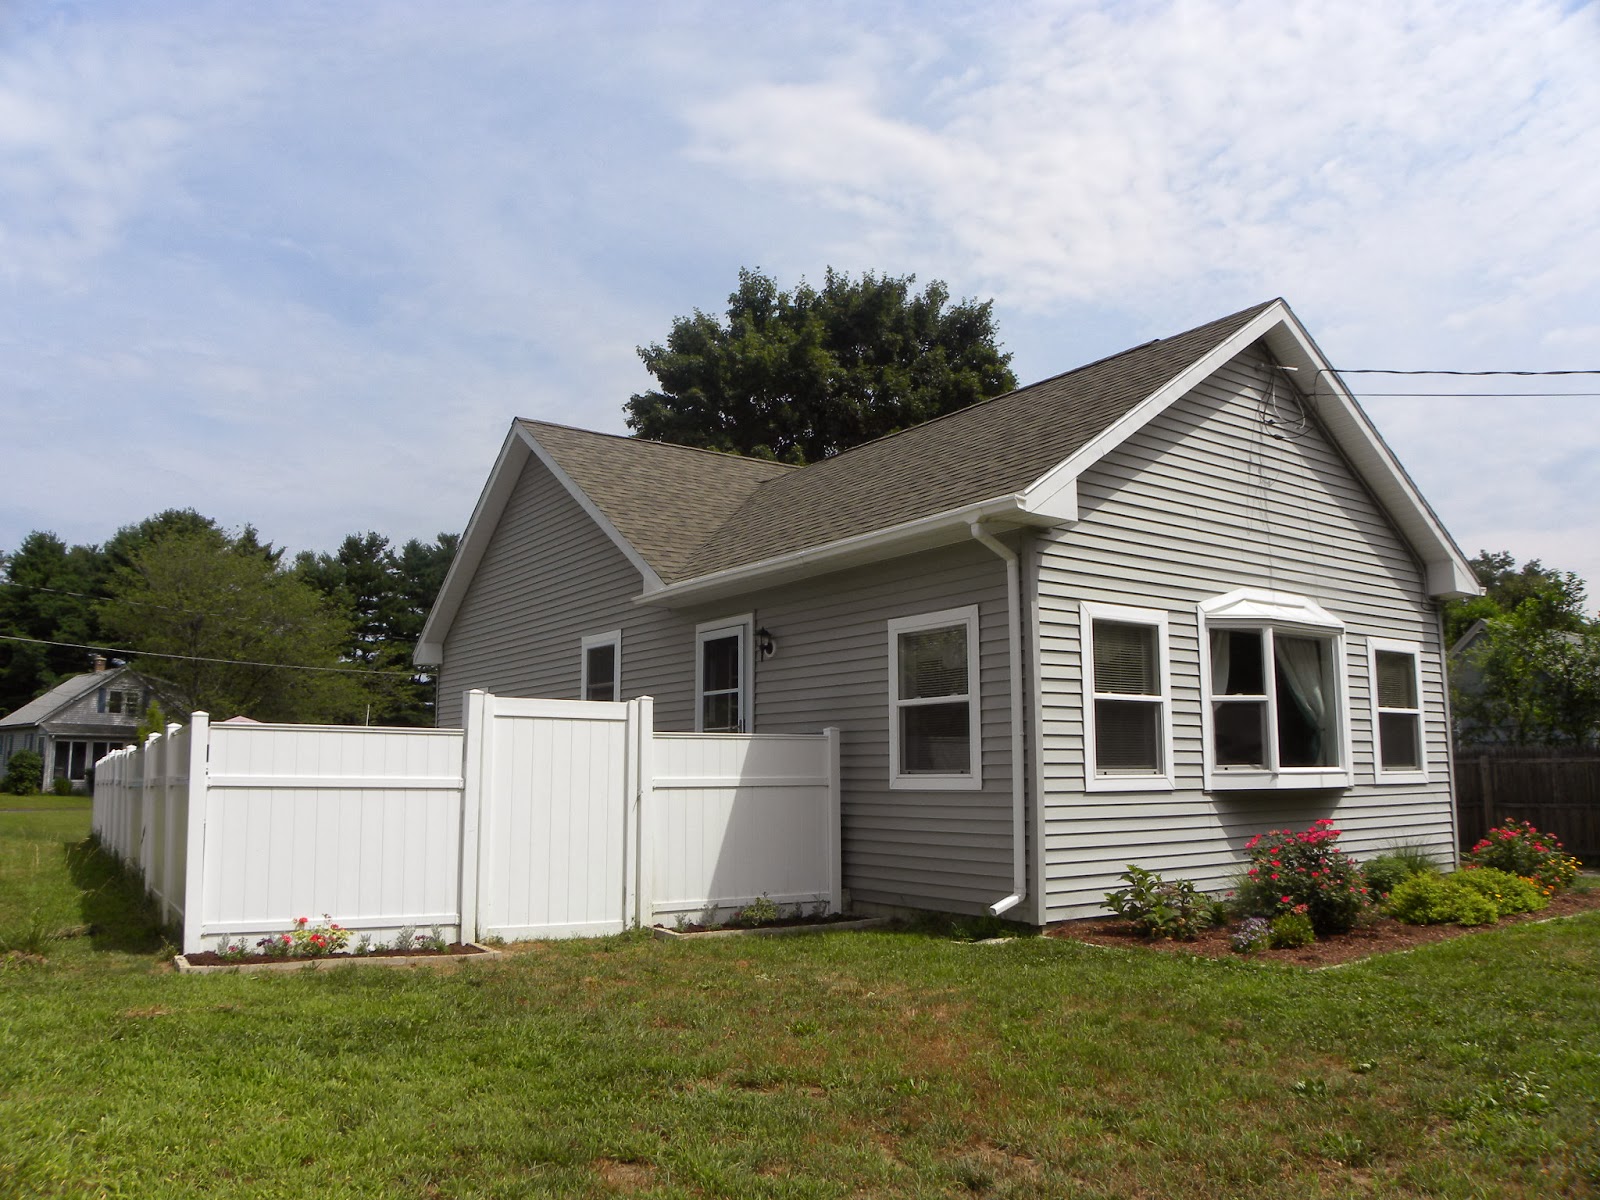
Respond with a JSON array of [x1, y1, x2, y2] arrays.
[[1352, 391, 1600, 398], [0, 633, 414, 678], [1336, 368, 1600, 376]]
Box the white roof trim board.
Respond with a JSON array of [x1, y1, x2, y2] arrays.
[[415, 300, 1479, 663]]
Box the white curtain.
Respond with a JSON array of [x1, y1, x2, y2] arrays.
[[1275, 636, 1327, 757]]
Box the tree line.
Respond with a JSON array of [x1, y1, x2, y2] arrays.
[[0, 509, 456, 726]]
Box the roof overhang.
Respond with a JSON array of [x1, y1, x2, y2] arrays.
[[414, 422, 666, 665]]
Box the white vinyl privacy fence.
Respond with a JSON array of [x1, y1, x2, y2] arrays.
[[93, 692, 841, 954]]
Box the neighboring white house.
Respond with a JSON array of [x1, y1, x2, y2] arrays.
[[0, 662, 153, 790], [416, 299, 1480, 924]]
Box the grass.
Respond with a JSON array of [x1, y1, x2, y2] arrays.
[[2, 810, 1598, 1198]]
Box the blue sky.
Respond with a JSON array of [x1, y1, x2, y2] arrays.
[[3, 0, 1598, 607]]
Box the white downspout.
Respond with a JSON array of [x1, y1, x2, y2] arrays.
[[970, 521, 1026, 919]]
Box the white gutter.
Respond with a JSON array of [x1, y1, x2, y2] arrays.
[[969, 521, 1027, 919]]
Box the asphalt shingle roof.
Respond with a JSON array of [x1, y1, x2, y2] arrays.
[[0, 670, 125, 728], [526, 301, 1277, 585]]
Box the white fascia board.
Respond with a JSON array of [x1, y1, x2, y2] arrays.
[[1020, 300, 1480, 600], [514, 424, 667, 595], [637, 493, 1060, 609], [414, 424, 530, 666], [413, 422, 667, 666]]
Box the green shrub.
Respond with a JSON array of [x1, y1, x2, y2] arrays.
[[1235, 819, 1370, 935], [1360, 847, 1439, 899], [1455, 867, 1547, 915], [1386, 873, 1499, 926], [1103, 865, 1216, 941], [1465, 820, 1580, 896], [2, 749, 43, 795], [51, 776, 74, 796], [1269, 911, 1315, 949]]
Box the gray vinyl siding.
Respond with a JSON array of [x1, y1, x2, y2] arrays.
[[1037, 345, 1456, 922], [439, 455, 1017, 914], [437, 454, 698, 729], [736, 542, 1014, 915]]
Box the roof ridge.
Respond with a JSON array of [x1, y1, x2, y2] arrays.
[[519, 418, 801, 472], [760, 298, 1283, 471]]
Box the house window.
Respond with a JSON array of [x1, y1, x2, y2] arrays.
[[1199, 589, 1351, 790], [1082, 603, 1173, 790], [580, 630, 621, 702], [888, 606, 981, 790], [695, 615, 752, 732], [1370, 639, 1426, 782]]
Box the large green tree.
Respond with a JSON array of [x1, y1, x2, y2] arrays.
[[98, 527, 368, 723], [1449, 550, 1600, 746], [625, 267, 1018, 462]]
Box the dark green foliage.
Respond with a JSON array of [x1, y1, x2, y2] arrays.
[[50, 777, 73, 797], [1386, 873, 1500, 926], [1269, 910, 1316, 948], [2, 749, 42, 794], [1235, 820, 1370, 935], [1103, 865, 1216, 940], [1360, 848, 1439, 899], [626, 266, 1017, 463]]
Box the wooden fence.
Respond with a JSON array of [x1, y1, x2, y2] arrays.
[[1455, 746, 1600, 861], [94, 691, 842, 953]]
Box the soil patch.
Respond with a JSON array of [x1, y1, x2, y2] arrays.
[[1046, 886, 1600, 968], [181, 942, 489, 967]]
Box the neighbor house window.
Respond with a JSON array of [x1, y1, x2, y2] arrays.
[[1369, 639, 1426, 782], [1199, 589, 1351, 790], [695, 615, 752, 732], [580, 630, 621, 702], [1082, 603, 1174, 790], [888, 606, 981, 790]]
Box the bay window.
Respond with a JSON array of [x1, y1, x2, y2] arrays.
[[1199, 590, 1351, 789]]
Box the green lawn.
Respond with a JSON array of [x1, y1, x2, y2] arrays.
[[3, 808, 1597, 1198]]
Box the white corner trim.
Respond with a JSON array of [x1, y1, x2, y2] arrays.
[[887, 605, 983, 792], [1080, 602, 1176, 793]]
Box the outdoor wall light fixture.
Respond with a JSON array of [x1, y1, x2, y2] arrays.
[[756, 627, 777, 659]]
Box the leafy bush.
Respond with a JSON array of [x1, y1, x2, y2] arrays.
[[733, 894, 780, 927], [1465, 820, 1580, 895], [1360, 849, 1438, 899], [1230, 917, 1271, 954], [1269, 911, 1316, 948], [2, 749, 43, 795], [51, 776, 74, 796], [1103, 865, 1216, 941], [1235, 819, 1370, 935], [1455, 867, 1546, 915], [1386, 873, 1499, 926]]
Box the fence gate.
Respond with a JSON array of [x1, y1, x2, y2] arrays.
[[462, 694, 646, 940]]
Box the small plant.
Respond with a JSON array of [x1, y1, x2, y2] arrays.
[[390, 925, 417, 953], [1235, 819, 1369, 935], [256, 932, 294, 958], [1386, 873, 1499, 926], [1453, 867, 1546, 915], [1269, 910, 1316, 949], [1230, 916, 1271, 954], [1464, 820, 1580, 895], [287, 915, 350, 957], [352, 933, 374, 956], [415, 925, 448, 953], [51, 776, 75, 796], [735, 894, 781, 927], [1103, 865, 1216, 941], [0, 910, 57, 957], [1360, 847, 1439, 899], [215, 935, 252, 961]]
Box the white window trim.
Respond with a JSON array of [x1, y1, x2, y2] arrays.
[[580, 629, 622, 702], [887, 605, 982, 791], [1369, 637, 1428, 785], [695, 614, 754, 733], [1081, 602, 1175, 792], [1197, 588, 1353, 792]]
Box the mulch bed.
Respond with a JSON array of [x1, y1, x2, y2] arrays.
[[1045, 886, 1600, 968], [181, 942, 488, 967]]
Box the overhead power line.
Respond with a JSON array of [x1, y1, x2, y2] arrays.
[[1352, 391, 1600, 398], [1336, 368, 1600, 376], [0, 633, 414, 678]]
